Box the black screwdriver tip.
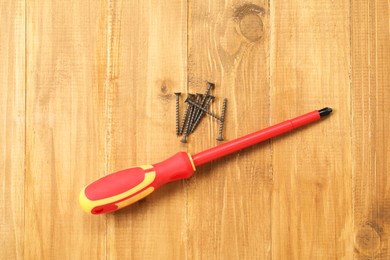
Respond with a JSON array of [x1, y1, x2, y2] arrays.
[[318, 107, 333, 117]]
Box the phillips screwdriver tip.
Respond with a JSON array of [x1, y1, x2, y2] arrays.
[[318, 107, 333, 117]]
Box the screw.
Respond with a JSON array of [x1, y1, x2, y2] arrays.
[[205, 81, 215, 96], [174, 92, 181, 135], [184, 95, 197, 134], [187, 98, 222, 121], [180, 95, 195, 142], [194, 94, 214, 123], [193, 82, 215, 121], [179, 94, 195, 135], [217, 98, 227, 141], [188, 93, 202, 131], [190, 95, 215, 133]]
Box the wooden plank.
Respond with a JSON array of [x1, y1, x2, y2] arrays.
[[351, 0, 390, 258], [105, 0, 188, 259], [0, 0, 385, 258], [270, 1, 352, 259], [25, 1, 107, 258], [0, 1, 25, 258], [187, 1, 272, 259]]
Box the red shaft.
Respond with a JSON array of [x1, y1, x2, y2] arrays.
[[192, 110, 321, 166]]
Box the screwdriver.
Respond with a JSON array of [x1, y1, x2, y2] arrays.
[[79, 107, 332, 214]]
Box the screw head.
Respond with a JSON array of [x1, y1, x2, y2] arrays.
[[207, 81, 215, 89], [185, 94, 196, 102], [180, 135, 188, 143]]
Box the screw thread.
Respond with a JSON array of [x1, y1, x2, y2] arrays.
[[179, 103, 190, 135], [181, 104, 194, 142], [187, 99, 222, 121], [188, 94, 202, 131], [174, 93, 181, 135], [190, 95, 214, 133], [217, 98, 227, 141], [179, 94, 195, 135], [192, 83, 213, 124]]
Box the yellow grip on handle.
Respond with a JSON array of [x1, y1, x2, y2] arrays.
[[79, 165, 155, 214], [79, 152, 196, 214]]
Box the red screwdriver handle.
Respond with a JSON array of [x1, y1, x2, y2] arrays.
[[79, 152, 195, 214]]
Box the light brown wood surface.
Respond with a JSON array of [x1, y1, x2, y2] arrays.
[[1, 0, 389, 259]]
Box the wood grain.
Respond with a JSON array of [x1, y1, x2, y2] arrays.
[[270, 0, 353, 259], [25, 0, 106, 258], [187, 1, 271, 259], [1, 0, 389, 259], [351, 0, 390, 258], [104, 0, 188, 259], [0, 1, 25, 258]]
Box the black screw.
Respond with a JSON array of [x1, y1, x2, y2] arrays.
[[217, 98, 227, 141], [193, 82, 215, 122], [180, 95, 195, 142], [187, 98, 222, 121], [205, 81, 215, 96], [179, 94, 195, 135], [174, 92, 181, 135], [188, 93, 202, 131], [190, 95, 215, 133], [184, 94, 197, 133], [194, 94, 214, 123]]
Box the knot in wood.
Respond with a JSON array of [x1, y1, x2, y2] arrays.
[[233, 3, 264, 42], [355, 223, 381, 257]]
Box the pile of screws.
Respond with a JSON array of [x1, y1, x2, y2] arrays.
[[174, 82, 227, 143]]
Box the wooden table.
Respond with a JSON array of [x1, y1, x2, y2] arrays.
[[1, 0, 389, 259]]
